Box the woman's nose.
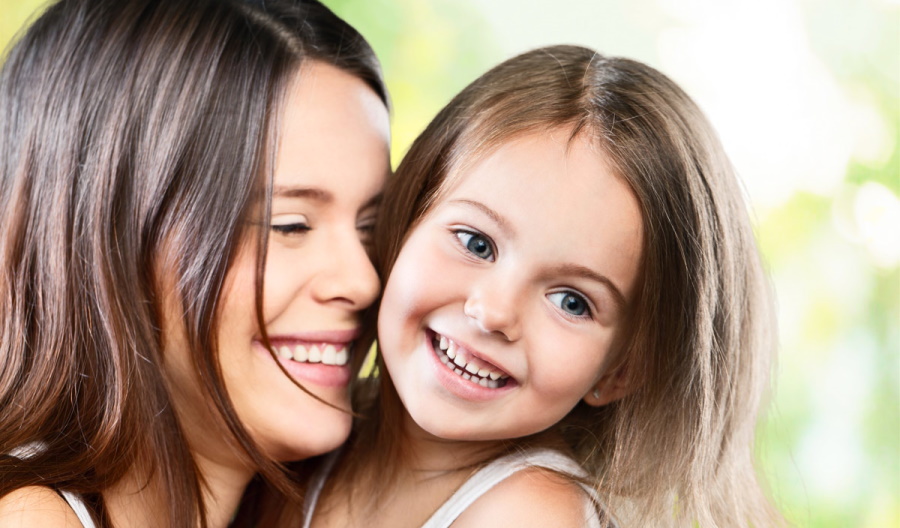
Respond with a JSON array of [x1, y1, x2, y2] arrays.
[[311, 233, 380, 310]]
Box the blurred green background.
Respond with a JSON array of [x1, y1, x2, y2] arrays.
[[1, 0, 897, 526]]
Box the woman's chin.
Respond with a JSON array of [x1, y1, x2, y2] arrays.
[[264, 416, 353, 462]]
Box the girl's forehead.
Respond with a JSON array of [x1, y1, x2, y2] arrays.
[[425, 129, 644, 303], [441, 126, 613, 197], [445, 124, 605, 183]]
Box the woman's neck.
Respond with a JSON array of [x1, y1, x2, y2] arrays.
[[103, 465, 166, 528], [194, 452, 256, 528], [103, 452, 254, 528]]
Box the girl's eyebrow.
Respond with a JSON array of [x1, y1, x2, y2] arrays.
[[450, 199, 514, 237], [548, 263, 627, 312]]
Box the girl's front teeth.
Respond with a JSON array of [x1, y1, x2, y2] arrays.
[[276, 343, 349, 366], [433, 333, 509, 388]]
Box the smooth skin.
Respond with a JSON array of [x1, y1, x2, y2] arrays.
[[315, 127, 642, 528], [0, 61, 390, 528], [380, 128, 642, 444]]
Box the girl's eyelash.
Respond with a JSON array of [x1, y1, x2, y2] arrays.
[[453, 228, 496, 261], [547, 290, 594, 320]]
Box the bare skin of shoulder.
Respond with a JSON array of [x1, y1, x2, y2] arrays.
[[452, 468, 591, 528], [313, 466, 590, 528], [0, 486, 83, 527]]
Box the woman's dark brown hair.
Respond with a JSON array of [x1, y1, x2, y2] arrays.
[[0, 0, 385, 526], [334, 45, 782, 527]]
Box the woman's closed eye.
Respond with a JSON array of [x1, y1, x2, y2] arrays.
[[271, 214, 310, 236], [357, 217, 376, 246], [454, 229, 495, 261], [547, 291, 592, 318]]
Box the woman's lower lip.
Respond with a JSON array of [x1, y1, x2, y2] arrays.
[[255, 344, 351, 388], [426, 335, 515, 402]]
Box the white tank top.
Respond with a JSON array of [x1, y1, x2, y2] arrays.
[[303, 448, 617, 528]]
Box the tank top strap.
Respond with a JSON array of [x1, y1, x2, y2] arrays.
[[421, 448, 615, 528], [302, 450, 341, 528], [58, 490, 96, 528]]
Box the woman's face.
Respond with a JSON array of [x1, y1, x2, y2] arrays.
[[166, 61, 389, 462], [378, 129, 642, 442]]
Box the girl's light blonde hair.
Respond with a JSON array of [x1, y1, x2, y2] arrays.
[[341, 44, 782, 527]]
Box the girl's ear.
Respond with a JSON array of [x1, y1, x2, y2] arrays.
[[583, 366, 632, 407]]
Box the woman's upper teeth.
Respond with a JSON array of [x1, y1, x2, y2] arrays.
[[276, 343, 349, 366]]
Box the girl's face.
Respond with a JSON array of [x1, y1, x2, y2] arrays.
[[378, 129, 642, 442], [166, 61, 389, 462]]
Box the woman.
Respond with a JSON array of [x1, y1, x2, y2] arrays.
[[0, 0, 389, 526]]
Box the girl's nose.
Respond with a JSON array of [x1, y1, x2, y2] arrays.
[[311, 234, 380, 310], [463, 277, 522, 341]]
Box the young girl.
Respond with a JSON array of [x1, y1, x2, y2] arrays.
[[309, 45, 783, 527], [0, 0, 388, 526]]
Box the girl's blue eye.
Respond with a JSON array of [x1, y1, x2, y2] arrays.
[[548, 291, 590, 317], [455, 231, 494, 261]]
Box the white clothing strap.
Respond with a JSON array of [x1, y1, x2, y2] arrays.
[[59, 490, 95, 528], [421, 448, 613, 528], [302, 451, 340, 528]]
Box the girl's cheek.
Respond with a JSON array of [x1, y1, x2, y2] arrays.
[[384, 232, 445, 316]]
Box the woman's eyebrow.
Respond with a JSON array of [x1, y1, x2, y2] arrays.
[[272, 186, 333, 202], [449, 199, 514, 237], [273, 187, 382, 212]]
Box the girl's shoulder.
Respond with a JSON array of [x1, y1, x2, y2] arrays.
[[0, 485, 83, 527], [424, 448, 613, 528], [453, 466, 594, 528]]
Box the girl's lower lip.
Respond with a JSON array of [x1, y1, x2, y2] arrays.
[[425, 334, 515, 402], [254, 343, 351, 388]]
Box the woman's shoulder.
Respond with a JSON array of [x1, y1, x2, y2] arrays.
[[0, 485, 83, 527], [452, 466, 592, 528]]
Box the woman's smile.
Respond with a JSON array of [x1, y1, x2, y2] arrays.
[[255, 328, 362, 388]]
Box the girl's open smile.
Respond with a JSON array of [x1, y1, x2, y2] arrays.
[[378, 127, 643, 442], [430, 329, 511, 389]]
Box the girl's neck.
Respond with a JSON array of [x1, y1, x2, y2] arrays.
[[399, 411, 507, 474], [315, 411, 502, 528]]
